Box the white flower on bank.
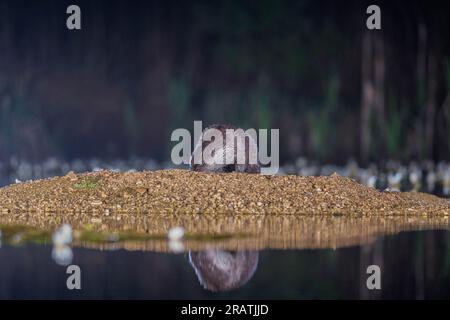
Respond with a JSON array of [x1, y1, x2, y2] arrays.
[[52, 224, 73, 246], [168, 226, 185, 241]]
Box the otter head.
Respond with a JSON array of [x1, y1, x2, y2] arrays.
[[190, 124, 261, 173], [189, 249, 259, 292]]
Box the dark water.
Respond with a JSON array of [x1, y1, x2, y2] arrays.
[[1, 166, 450, 299], [1, 230, 450, 299]]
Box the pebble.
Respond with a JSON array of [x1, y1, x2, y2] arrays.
[[168, 226, 185, 241], [52, 224, 73, 246]]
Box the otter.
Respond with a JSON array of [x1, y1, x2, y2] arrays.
[[189, 249, 259, 292], [188, 125, 260, 291], [190, 124, 261, 173]]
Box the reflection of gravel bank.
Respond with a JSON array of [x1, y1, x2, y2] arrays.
[[0, 169, 449, 222], [2, 214, 450, 252]]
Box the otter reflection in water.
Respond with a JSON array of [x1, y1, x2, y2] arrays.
[[189, 249, 259, 292]]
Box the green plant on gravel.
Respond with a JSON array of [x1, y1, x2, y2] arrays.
[[73, 181, 97, 190]]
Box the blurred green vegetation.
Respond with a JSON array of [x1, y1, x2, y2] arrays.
[[385, 95, 406, 158], [124, 101, 139, 155], [307, 74, 340, 161], [0, 0, 449, 163], [445, 58, 450, 142], [0, 89, 55, 161]]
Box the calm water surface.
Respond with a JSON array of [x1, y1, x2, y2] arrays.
[[1, 227, 450, 299], [1, 174, 450, 299]]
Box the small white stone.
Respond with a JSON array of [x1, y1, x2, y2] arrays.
[[52, 224, 73, 246], [168, 226, 185, 241], [90, 218, 102, 224]]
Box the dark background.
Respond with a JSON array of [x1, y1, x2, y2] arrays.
[[0, 0, 449, 164], [0, 2, 450, 300]]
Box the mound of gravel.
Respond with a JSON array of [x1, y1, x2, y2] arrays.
[[0, 169, 449, 219]]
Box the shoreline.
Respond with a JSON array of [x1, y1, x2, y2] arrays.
[[0, 169, 448, 223]]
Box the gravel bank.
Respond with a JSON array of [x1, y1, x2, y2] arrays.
[[0, 169, 449, 219]]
